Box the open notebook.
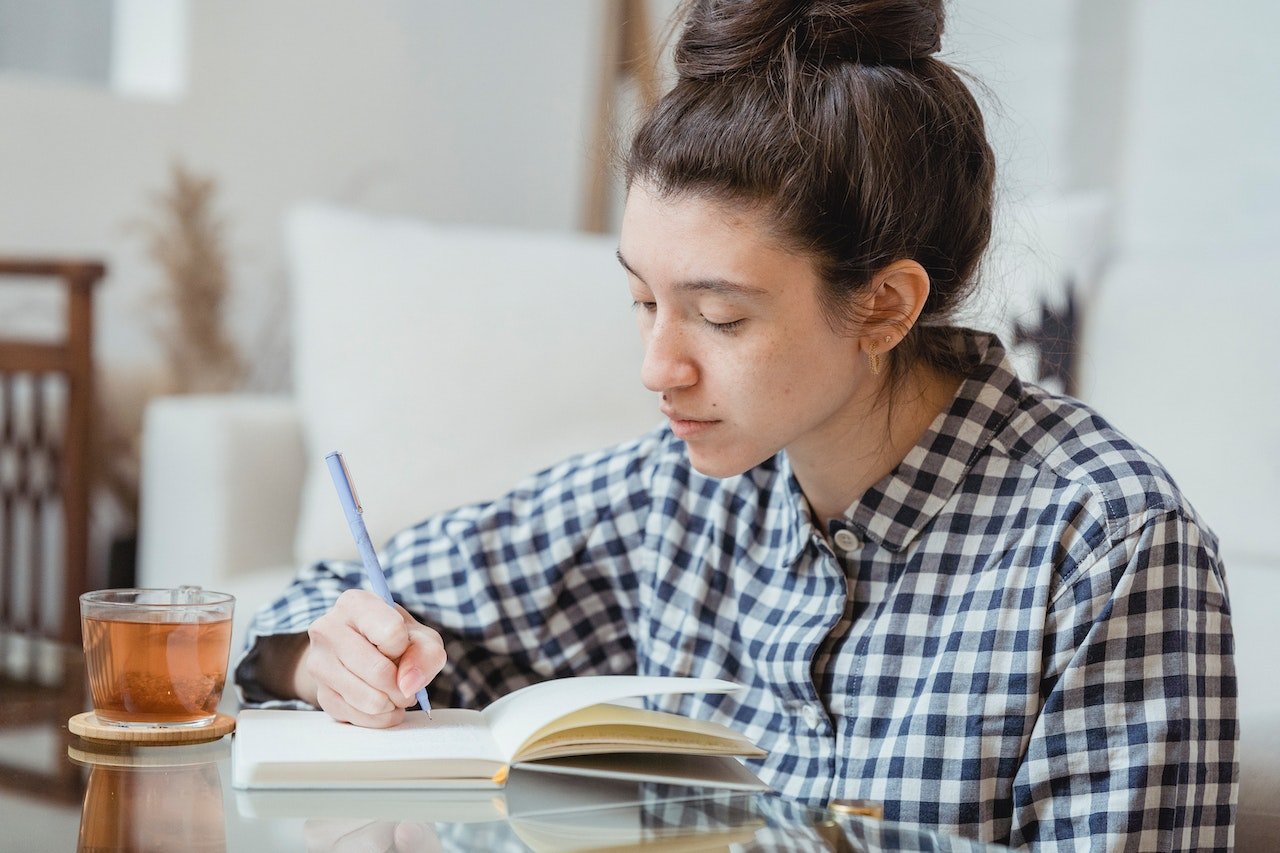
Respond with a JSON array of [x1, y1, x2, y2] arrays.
[[232, 675, 767, 790]]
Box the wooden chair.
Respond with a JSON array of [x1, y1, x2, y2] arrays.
[[0, 258, 102, 805], [0, 258, 101, 645]]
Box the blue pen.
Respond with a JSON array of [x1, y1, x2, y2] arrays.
[[325, 451, 432, 718]]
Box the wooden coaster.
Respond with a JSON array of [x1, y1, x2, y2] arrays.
[[69, 711, 235, 745]]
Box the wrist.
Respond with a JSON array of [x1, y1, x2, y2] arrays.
[[292, 641, 319, 706], [252, 632, 314, 704]]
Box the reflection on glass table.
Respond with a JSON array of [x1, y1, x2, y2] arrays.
[[50, 737, 1016, 853], [70, 740, 227, 852], [241, 770, 1010, 852], [0, 635, 1012, 852]]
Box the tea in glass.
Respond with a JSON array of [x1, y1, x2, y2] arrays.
[[80, 587, 235, 728]]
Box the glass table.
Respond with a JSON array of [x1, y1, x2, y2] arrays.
[[0, 636, 1011, 851]]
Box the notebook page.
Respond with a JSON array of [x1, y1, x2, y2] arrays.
[[481, 676, 741, 762], [518, 703, 762, 758], [233, 708, 502, 788]]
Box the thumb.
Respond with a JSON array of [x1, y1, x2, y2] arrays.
[[395, 626, 446, 698]]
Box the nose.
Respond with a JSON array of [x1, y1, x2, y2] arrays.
[[640, 317, 698, 394]]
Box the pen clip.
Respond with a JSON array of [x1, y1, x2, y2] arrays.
[[334, 452, 362, 514]]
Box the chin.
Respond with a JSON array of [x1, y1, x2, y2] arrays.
[[685, 446, 768, 480]]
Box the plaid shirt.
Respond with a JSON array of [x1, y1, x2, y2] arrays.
[[237, 331, 1237, 851]]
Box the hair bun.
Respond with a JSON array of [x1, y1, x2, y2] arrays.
[[799, 0, 944, 64], [675, 0, 944, 79]]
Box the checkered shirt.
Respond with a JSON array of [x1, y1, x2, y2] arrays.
[[237, 330, 1237, 851]]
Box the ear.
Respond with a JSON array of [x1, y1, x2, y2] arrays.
[[860, 259, 930, 354]]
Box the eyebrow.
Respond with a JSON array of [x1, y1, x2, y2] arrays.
[[616, 249, 769, 298]]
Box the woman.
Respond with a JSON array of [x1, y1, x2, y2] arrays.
[[237, 1, 1237, 848]]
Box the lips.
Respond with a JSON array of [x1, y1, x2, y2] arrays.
[[662, 407, 720, 440]]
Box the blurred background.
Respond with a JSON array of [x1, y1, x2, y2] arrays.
[[0, 0, 1277, 845], [1, 0, 1276, 651]]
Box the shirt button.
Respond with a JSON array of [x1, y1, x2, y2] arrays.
[[833, 529, 861, 552], [801, 703, 822, 730]]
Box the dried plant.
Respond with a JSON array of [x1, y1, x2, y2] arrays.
[[94, 162, 246, 530], [140, 161, 245, 393]]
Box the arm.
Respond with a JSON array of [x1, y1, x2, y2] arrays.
[[234, 428, 663, 715], [1010, 508, 1238, 851]]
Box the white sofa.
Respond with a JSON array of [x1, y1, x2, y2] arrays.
[[138, 203, 657, 651], [138, 202, 1278, 846]]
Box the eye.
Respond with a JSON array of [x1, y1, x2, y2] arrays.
[[631, 300, 657, 314], [703, 316, 745, 334]]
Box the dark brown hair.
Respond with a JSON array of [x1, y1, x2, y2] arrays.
[[626, 0, 996, 385]]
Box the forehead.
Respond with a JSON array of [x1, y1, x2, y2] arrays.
[[618, 184, 816, 288]]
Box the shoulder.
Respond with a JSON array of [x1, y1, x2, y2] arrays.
[[933, 331, 1219, 581], [996, 384, 1184, 518], [987, 381, 1221, 574]]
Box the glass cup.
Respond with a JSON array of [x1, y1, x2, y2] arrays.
[[80, 587, 235, 728]]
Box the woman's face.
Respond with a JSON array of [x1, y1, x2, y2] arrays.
[[618, 183, 874, 478]]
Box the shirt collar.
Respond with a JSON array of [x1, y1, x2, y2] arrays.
[[773, 451, 816, 566], [836, 329, 1024, 553]]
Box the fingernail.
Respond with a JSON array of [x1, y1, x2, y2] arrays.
[[399, 666, 424, 695]]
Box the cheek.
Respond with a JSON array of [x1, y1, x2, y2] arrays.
[[704, 326, 831, 404], [755, 336, 811, 395], [768, 337, 852, 405], [715, 343, 770, 393]]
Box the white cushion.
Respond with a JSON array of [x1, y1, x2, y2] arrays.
[[138, 394, 307, 654], [287, 203, 656, 566], [1081, 250, 1280, 562]]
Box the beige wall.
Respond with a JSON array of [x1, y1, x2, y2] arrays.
[[0, 0, 1276, 568], [0, 0, 604, 378]]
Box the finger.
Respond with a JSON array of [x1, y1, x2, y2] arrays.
[[316, 647, 406, 717], [312, 603, 414, 707], [395, 626, 447, 699], [340, 591, 413, 659], [331, 626, 415, 707], [316, 683, 405, 729]]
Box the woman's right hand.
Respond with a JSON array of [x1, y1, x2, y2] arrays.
[[294, 589, 447, 728]]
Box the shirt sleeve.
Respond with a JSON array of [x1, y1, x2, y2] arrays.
[[1010, 507, 1238, 851], [234, 428, 666, 710]]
